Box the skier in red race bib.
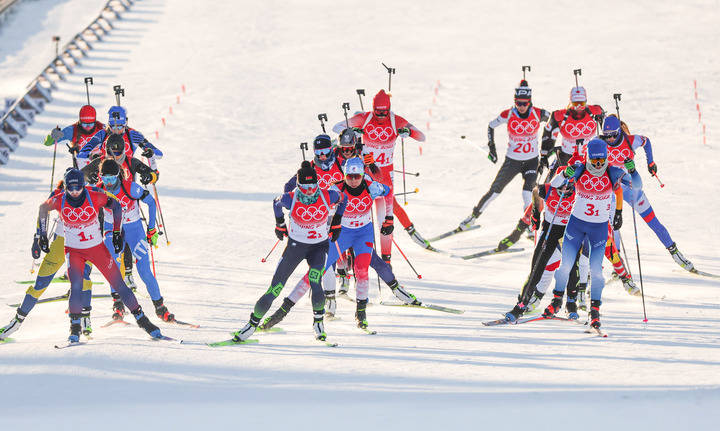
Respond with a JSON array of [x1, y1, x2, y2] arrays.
[[36, 168, 162, 343], [457, 80, 550, 231], [332, 90, 426, 263], [44, 104, 105, 167]]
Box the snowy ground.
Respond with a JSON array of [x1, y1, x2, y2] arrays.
[[1, 0, 719, 429]]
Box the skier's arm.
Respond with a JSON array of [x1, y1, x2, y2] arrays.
[[328, 190, 346, 218], [131, 157, 159, 185], [273, 193, 293, 218], [332, 114, 364, 134], [130, 131, 163, 161], [541, 113, 560, 156], [283, 175, 297, 193], [631, 135, 655, 165], [368, 179, 390, 199], [37, 196, 60, 235], [131, 183, 157, 229], [101, 193, 124, 232], [78, 130, 105, 159]]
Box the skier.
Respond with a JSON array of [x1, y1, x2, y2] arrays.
[[458, 80, 550, 230], [0, 181, 95, 340], [601, 115, 694, 271], [44, 104, 105, 167], [231, 161, 345, 343], [261, 158, 421, 331], [77, 106, 163, 170], [97, 159, 174, 322], [35, 168, 161, 342], [540, 86, 604, 171], [332, 89, 426, 263], [541, 138, 639, 330]]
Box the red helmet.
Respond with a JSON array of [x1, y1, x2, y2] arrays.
[[79, 105, 96, 123], [373, 90, 390, 115]]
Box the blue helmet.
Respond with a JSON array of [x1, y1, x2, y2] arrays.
[[586, 138, 608, 159], [108, 106, 127, 126], [602, 115, 622, 140], [63, 168, 85, 192], [344, 157, 364, 176]]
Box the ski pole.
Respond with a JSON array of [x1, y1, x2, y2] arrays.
[[652, 172, 665, 188], [370, 208, 382, 299], [149, 182, 170, 246], [138, 205, 157, 277], [522, 65, 531, 80], [356, 89, 365, 111], [391, 237, 421, 279], [317, 113, 327, 133], [617, 232, 633, 278], [381, 62, 395, 92], [395, 188, 418, 197], [84, 77, 93, 105], [401, 137, 407, 205], [629, 176, 648, 323], [300, 142, 308, 161], [261, 239, 281, 263], [573, 68, 582, 88], [394, 169, 419, 177], [342, 102, 351, 128]]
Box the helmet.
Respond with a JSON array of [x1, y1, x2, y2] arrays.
[[312, 134, 335, 169], [514, 79, 531, 100], [297, 160, 318, 196], [106, 134, 125, 158], [100, 159, 121, 188], [344, 157, 364, 177], [602, 115, 623, 144], [373, 90, 391, 117], [338, 128, 358, 153], [108, 106, 127, 126], [63, 168, 85, 193], [79, 105, 96, 123], [586, 138, 608, 159], [570, 86, 587, 103]]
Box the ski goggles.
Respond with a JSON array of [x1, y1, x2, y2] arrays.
[[374, 109, 389, 117], [603, 130, 620, 141], [298, 183, 318, 194], [110, 124, 125, 131], [571, 101, 587, 109], [66, 182, 83, 192], [345, 173, 363, 181], [589, 157, 606, 168], [101, 174, 119, 186], [515, 100, 530, 107], [314, 147, 332, 157], [81, 122, 95, 129]]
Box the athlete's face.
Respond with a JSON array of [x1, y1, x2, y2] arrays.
[[346, 173, 362, 188], [67, 188, 83, 198], [80, 122, 94, 132], [373, 109, 389, 123], [515, 99, 530, 114]]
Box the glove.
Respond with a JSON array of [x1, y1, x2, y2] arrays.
[[50, 127, 64, 142], [351, 127, 364, 136], [146, 227, 159, 246], [38, 233, 50, 254], [367, 163, 380, 175], [112, 231, 124, 254], [488, 141, 498, 164], [141, 147, 154, 158], [539, 154, 549, 171], [380, 216, 394, 235], [88, 170, 99, 185], [531, 206, 541, 231], [275, 217, 288, 240], [563, 164, 576, 178], [67, 143, 79, 155], [363, 153, 374, 165], [397, 127, 410, 138], [140, 170, 159, 185], [32, 234, 43, 258], [329, 222, 341, 242], [613, 209, 623, 230], [624, 158, 636, 173], [648, 161, 657, 176]]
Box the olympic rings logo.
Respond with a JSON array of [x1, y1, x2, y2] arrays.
[[294, 205, 327, 222], [365, 124, 395, 142], [62, 206, 96, 222], [607, 147, 633, 165], [547, 196, 573, 214], [562, 120, 596, 138], [579, 174, 611, 192], [346, 195, 372, 213], [318, 171, 343, 189], [508, 118, 539, 135]]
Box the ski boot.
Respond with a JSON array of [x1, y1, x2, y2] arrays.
[[124, 270, 138, 292], [324, 291, 337, 317], [80, 306, 92, 336], [313, 310, 327, 341], [589, 300, 602, 329], [458, 209, 480, 231], [0, 310, 26, 339], [504, 303, 526, 323], [388, 280, 421, 305], [111, 292, 125, 321], [381, 254, 392, 266], [336, 268, 350, 295], [355, 298, 369, 329], [68, 313, 82, 343], [667, 243, 694, 271], [132, 307, 161, 338], [565, 299, 579, 320], [497, 219, 526, 251], [577, 283, 587, 311], [621, 275, 641, 296], [525, 291, 544, 313], [152, 297, 176, 322], [261, 298, 295, 330], [542, 292, 563, 318], [232, 313, 260, 342], [406, 224, 429, 247]]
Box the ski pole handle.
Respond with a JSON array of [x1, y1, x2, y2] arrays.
[[261, 239, 281, 263]]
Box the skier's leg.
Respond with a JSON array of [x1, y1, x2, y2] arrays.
[[306, 242, 329, 315], [468, 158, 520, 221], [587, 222, 610, 328], [252, 242, 307, 321], [545, 218, 584, 316], [393, 197, 412, 229], [87, 244, 139, 311], [18, 235, 66, 316], [369, 250, 420, 304], [521, 158, 538, 211]]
